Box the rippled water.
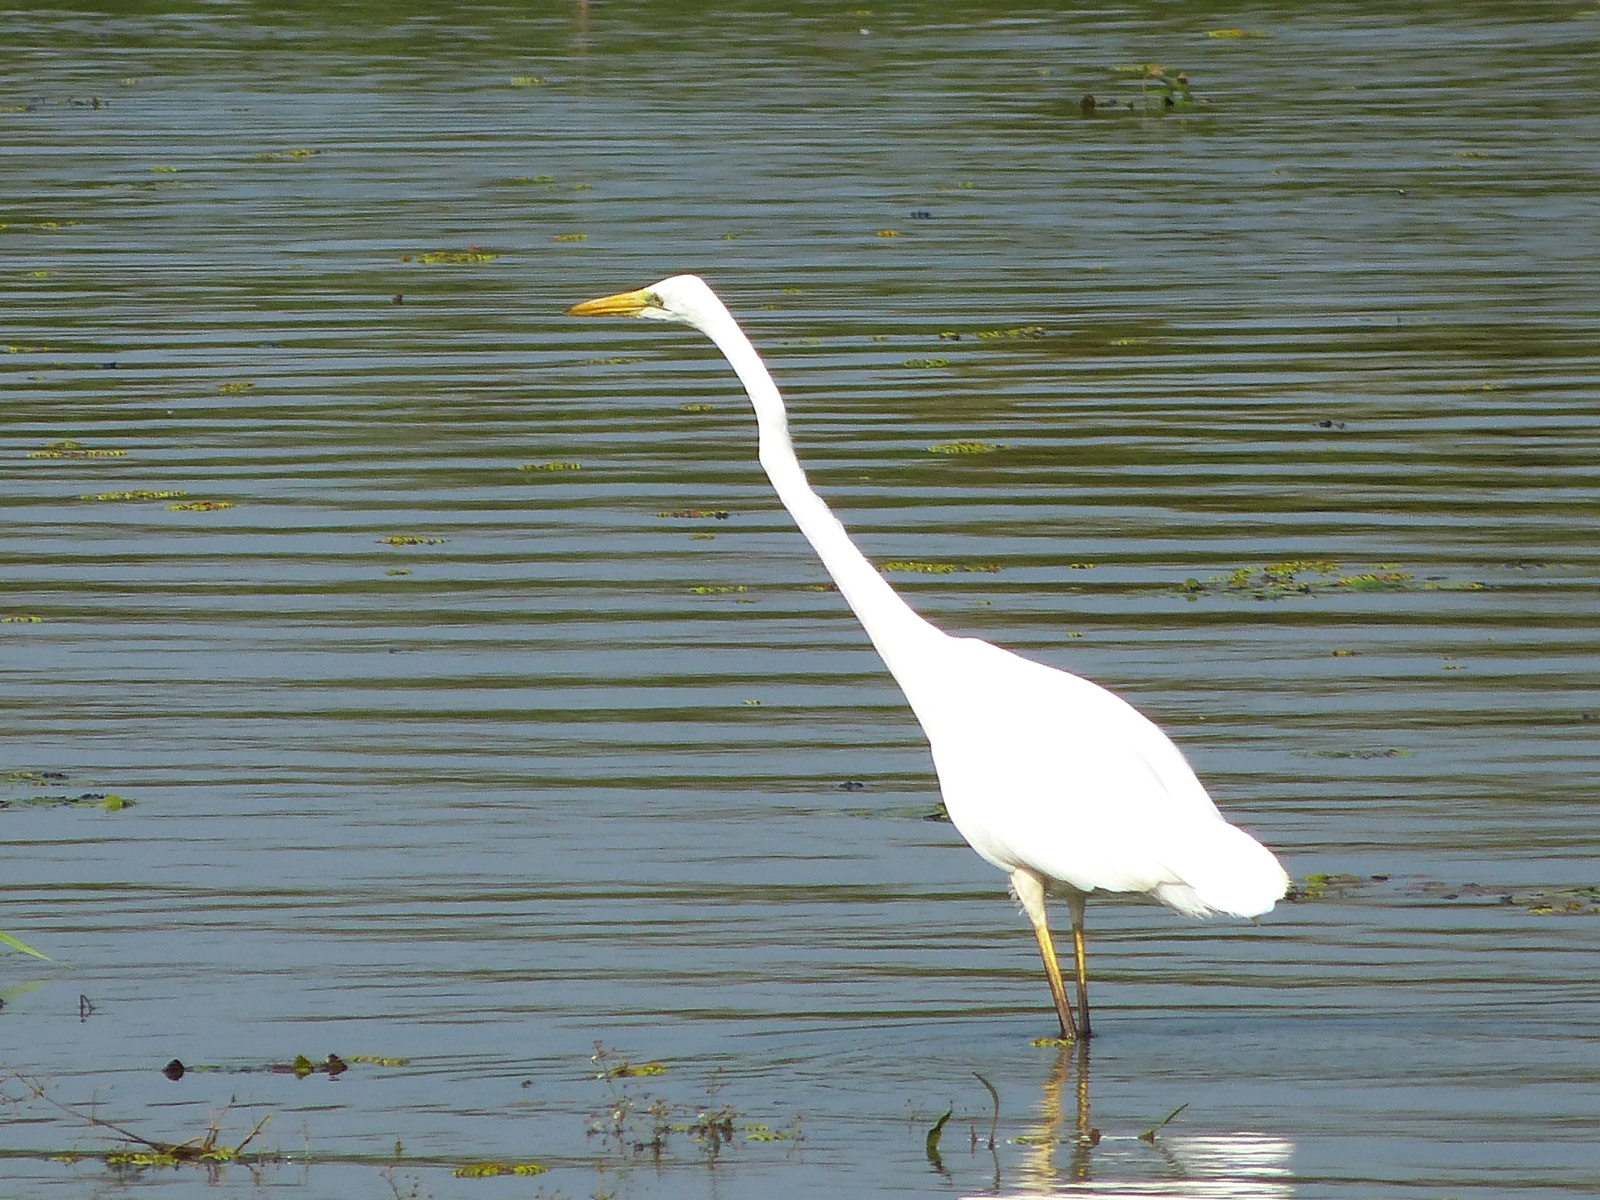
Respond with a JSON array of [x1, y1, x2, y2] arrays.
[[3, 4, 1598, 1197]]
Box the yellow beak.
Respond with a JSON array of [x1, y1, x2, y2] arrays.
[[567, 288, 652, 317]]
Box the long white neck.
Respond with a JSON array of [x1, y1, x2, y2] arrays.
[[689, 302, 947, 674]]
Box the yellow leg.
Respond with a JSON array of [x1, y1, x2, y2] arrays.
[[1067, 890, 1091, 1039], [1011, 869, 1079, 1041]]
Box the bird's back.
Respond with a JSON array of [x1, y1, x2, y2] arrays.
[[894, 633, 1287, 917]]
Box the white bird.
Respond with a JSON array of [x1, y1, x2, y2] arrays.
[[569, 275, 1289, 1039]]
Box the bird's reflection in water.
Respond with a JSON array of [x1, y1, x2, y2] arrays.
[[1005, 1044, 1295, 1199]]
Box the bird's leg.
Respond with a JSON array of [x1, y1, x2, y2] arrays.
[[1011, 868, 1079, 1041], [1066, 890, 1091, 1039]]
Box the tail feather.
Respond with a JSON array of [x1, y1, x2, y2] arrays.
[[1161, 819, 1289, 918]]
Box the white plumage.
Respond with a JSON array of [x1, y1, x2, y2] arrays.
[[570, 274, 1289, 1038]]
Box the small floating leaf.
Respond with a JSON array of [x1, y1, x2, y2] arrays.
[[876, 228, 901, 238]]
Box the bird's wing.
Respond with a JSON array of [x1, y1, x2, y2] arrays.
[[910, 636, 1285, 915]]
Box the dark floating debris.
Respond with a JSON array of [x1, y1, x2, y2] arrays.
[[837, 780, 866, 791], [163, 1059, 185, 1081]]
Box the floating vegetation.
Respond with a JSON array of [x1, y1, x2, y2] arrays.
[[454, 1162, 547, 1177], [380, 536, 446, 546], [521, 461, 581, 472], [903, 357, 949, 368], [552, 232, 587, 243], [217, 381, 254, 394], [928, 441, 999, 455], [1285, 874, 1600, 916], [1138, 1103, 1188, 1143], [2, 1078, 273, 1170], [0, 790, 134, 812], [417, 247, 498, 264], [1029, 1037, 1076, 1049], [586, 1043, 778, 1167], [346, 1055, 410, 1067], [6, 345, 56, 354], [1305, 748, 1411, 759], [27, 439, 126, 459], [597, 1055, 669, 1081], [1, 615, 42, 623], [585, 355, 644, 365], [875, 229, 900, 238], [1206, 28, 1268, 38], [742, 699, 764, 707], [975, 325, 1043, 340], [1086, 64, 1202, 116], [79, 489, 188, 502], [658, 509, 729, 520], [882, 561, 1001, 574], [167, 500, 233, 512], [1173, 560, 1477, 600], [273, 1054, 348, 1079], [254, 148, 317, 161], [510, 75, 548, 87], [689, 585, 747, 594], [680, 402, 716, 412]]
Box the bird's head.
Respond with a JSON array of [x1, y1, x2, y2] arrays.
[[567, 274, 721, 327]]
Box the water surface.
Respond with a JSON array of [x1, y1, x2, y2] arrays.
[[2, 4, 1598, 1197]]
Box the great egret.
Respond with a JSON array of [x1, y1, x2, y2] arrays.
[[569, 275, 1288, 1039]]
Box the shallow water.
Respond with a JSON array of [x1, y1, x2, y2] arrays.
[[2, 3, 1598, 1197]]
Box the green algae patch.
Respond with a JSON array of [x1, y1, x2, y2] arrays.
[[217, 381, 254, 394], [254, 148, 318, 161], [1173, 561, 1476, 600], [346, 1055, 410, 1067], [680, 402, 716, 412], [658, 509, 729, 520], [882, 561, 1001, 574], [975, 325, 1043, 340], [417, 247, 498, 264], [521, 461, 581, 472], [79, 489, 188, 502], [929, 441, 1000, 455], [0, 792, 135, 811], [380, 536, 446, 546], [903, 357, 949, 368], [28, 439, 127, 459], [454, 1162, 547, 1178], [2, 615, 43, 624], [690, 585, 747, 595], [167, 500, 234, 512]]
